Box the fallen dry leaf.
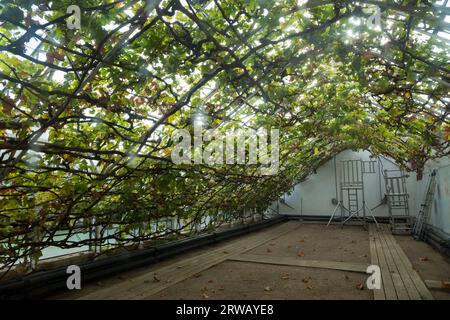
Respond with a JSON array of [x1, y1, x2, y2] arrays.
[[297, 251, 305, 257], [264, 286, 272, 292], [202, 293, 209, 299], [356, 283, 364, 290], [307, 285, 313, 290]]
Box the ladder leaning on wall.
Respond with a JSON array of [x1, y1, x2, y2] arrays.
[[412, 169, 437, 241]]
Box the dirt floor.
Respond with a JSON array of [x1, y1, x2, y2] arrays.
[[151, 261, 372, 300], [150, 223, 372, 300], [50, 222, 450, 300], [247, 223, 371, 264], [395, 235, 450, 300]]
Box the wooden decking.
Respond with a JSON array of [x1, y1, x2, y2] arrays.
[[369, 224, 434, 300]]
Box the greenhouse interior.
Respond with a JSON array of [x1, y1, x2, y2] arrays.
[[0, 0, 449, 302]]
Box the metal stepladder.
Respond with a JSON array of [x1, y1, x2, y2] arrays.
[[327, 159, 379, 229], [412, 169, 437, 240], [383, 169, 411, 234]]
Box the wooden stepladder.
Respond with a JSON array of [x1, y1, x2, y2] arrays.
[[383, 169, 411, 234], [327, 159, 379, 229]]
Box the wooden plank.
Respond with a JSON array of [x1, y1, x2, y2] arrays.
[[382, 230, 434, 300], [424, 280, 450, 290], [369, 225, 386, 300], [376, 227, 410, 300], [229, 253, 368, 273], [370, 225, 397, 299], [377, 228, 421, 300], [79, 221, 300, 300], [370, 224, 395, 299]]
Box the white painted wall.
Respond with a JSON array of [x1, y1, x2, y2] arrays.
[[275, 149, 450, 234], [277, 150, 413, 217]]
